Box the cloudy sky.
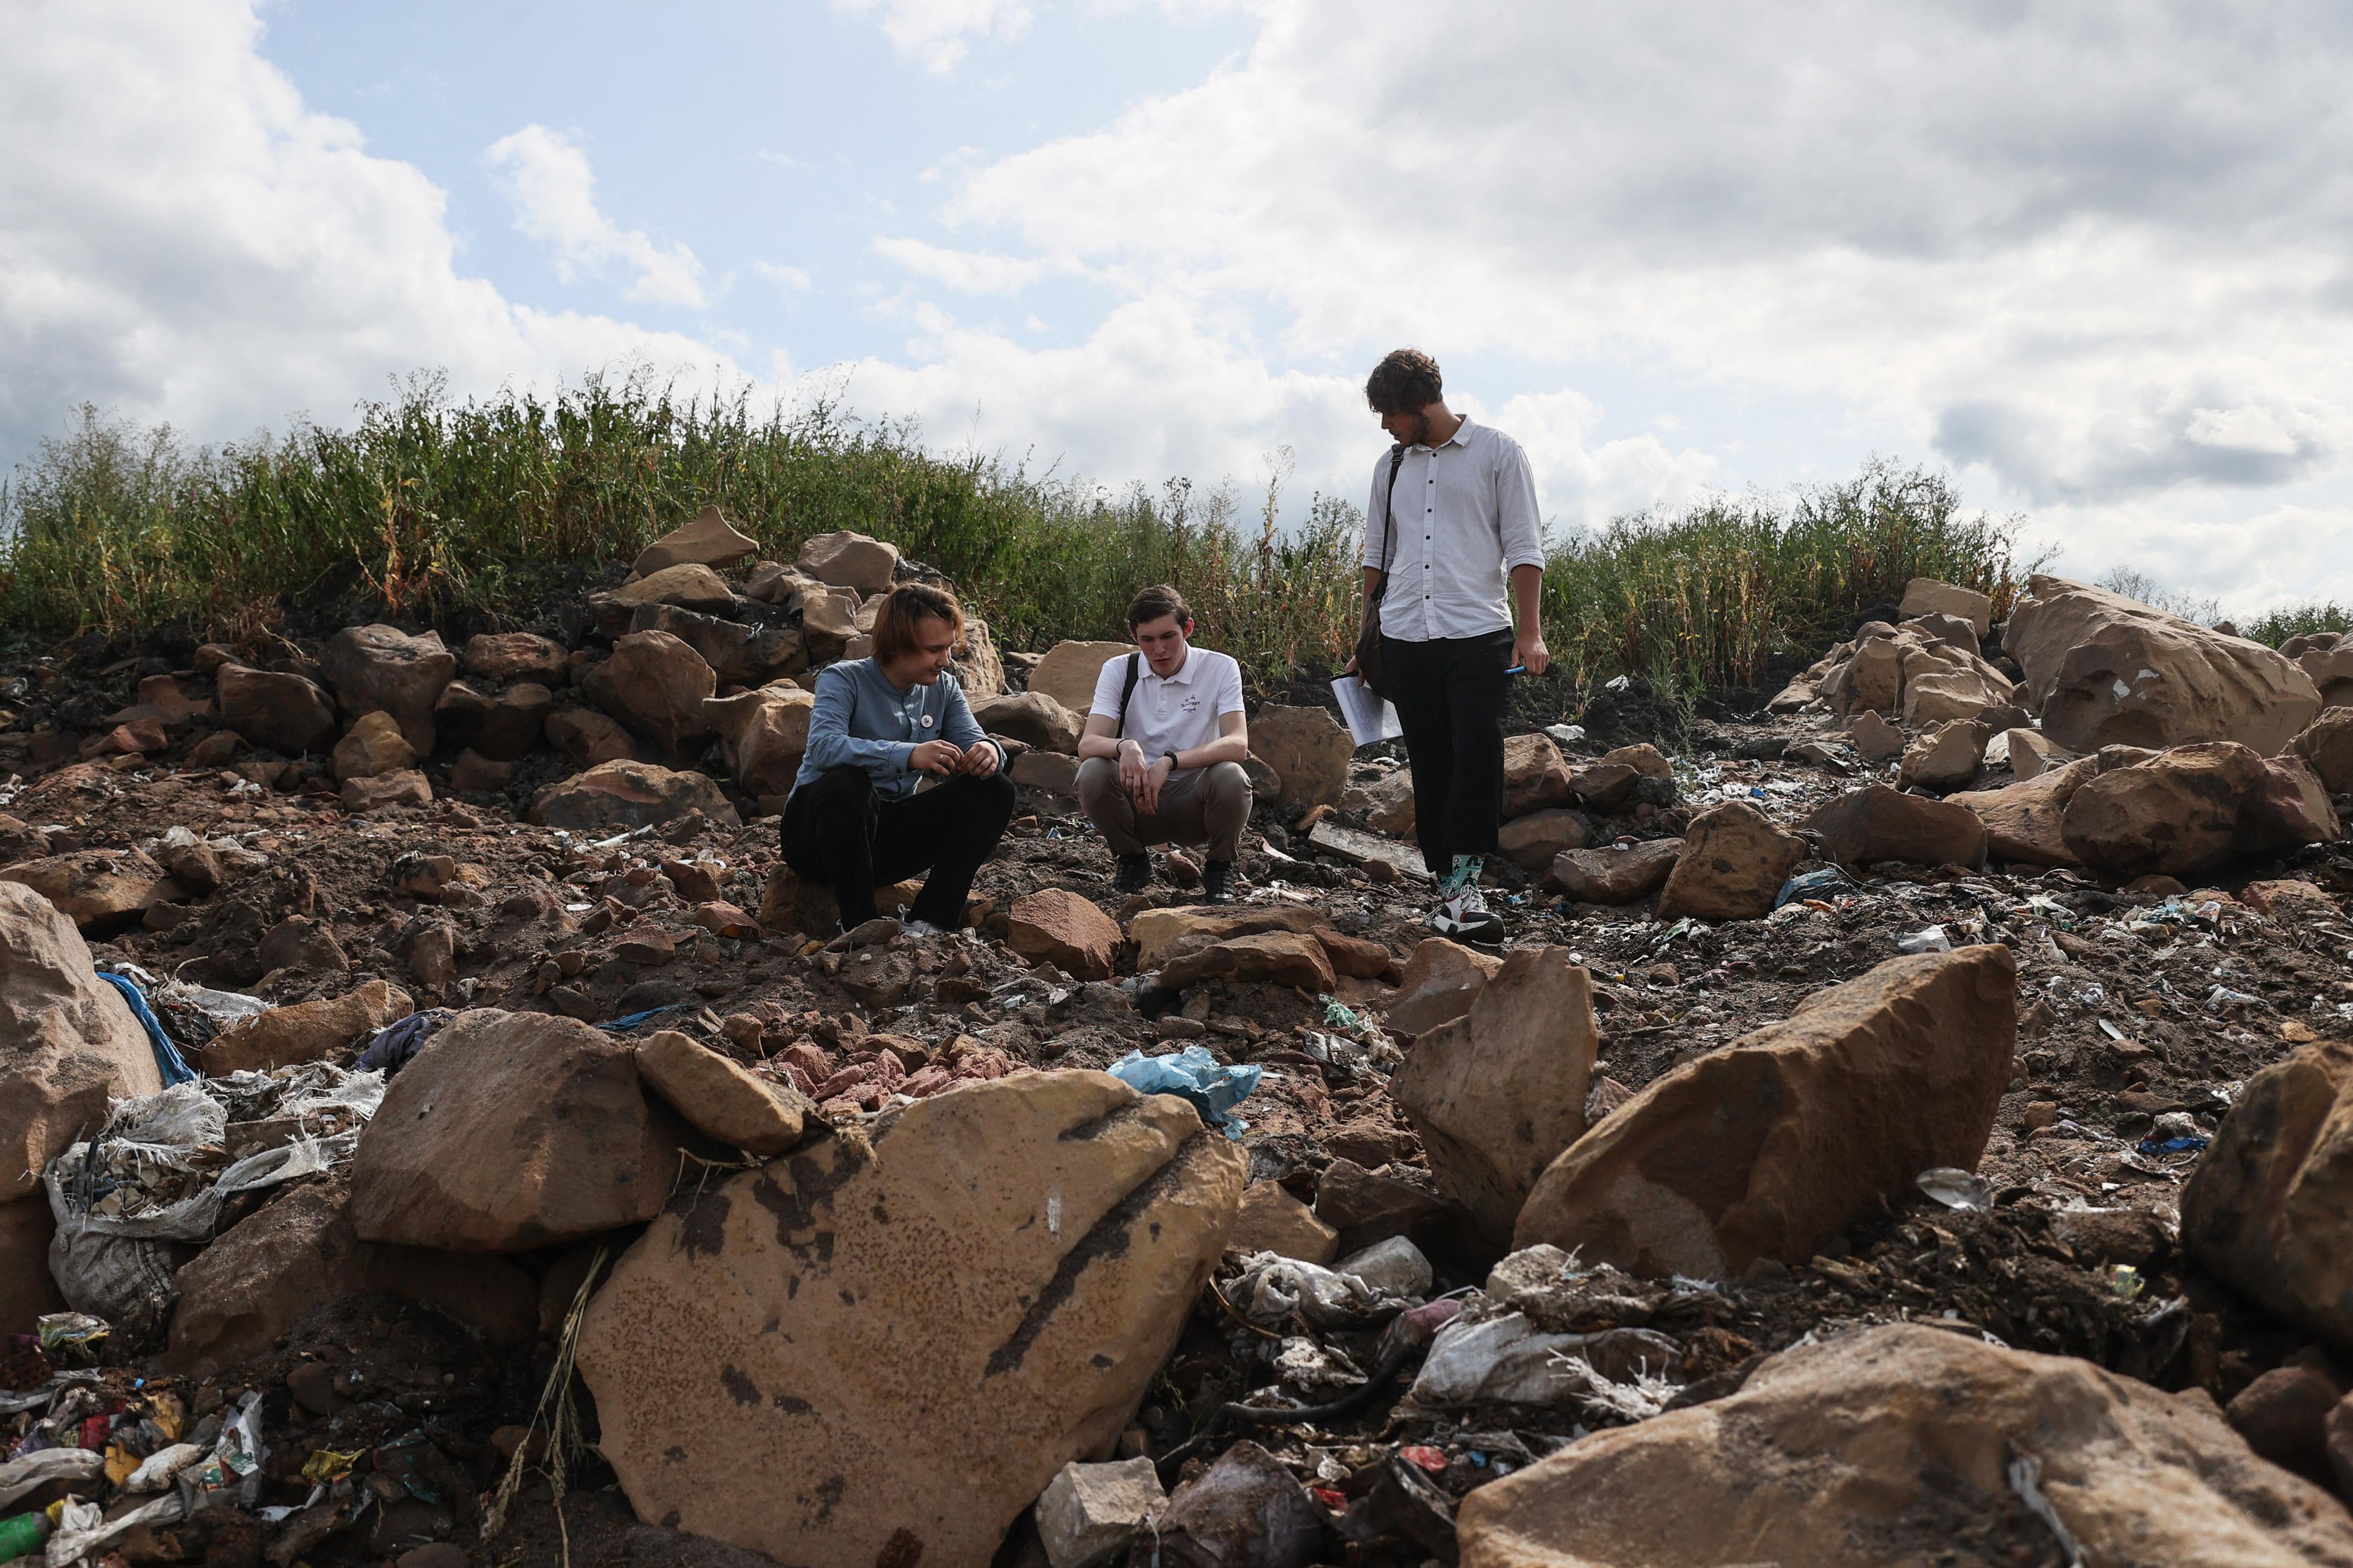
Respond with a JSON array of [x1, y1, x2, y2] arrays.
[[6, 0, 2352, 611]]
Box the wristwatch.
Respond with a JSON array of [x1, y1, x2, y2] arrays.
[[1163, 751, 1180, 771]]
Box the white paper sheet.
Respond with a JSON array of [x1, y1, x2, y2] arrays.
[[1330, 678, 1404, 748]]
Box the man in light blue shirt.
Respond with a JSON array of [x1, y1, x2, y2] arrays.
[[782, 582, 1015, 933]]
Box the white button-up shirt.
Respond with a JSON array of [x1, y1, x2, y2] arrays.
[[1360, 417, 1545, 642]]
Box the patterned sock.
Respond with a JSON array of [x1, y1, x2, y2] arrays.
[[1441, 855, 1485, 898]]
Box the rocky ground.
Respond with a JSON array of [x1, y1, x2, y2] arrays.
[[3, 520, 2353, 1567]]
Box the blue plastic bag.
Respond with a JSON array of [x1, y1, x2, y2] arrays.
[[1107, 1045, 1262, 1140], [1773, 866, 1857, 909]]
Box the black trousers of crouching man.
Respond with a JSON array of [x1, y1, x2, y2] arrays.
[[1380, 629, 1513, 878], [780, 765, 1017, 928]]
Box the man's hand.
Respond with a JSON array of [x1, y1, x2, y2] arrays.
[[1513, 631, 1551, 678], [1139, 754, 1174, 816], [909, 739, 963, 775], [955, 740, 1002, 778], [1117, 738, 1151, 798]]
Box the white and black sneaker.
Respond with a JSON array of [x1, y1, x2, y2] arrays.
[[1429, 885, 1505, 947]]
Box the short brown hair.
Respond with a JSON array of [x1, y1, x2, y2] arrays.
[[1126, 583, 1193, 631], [869, 581, 964, 663], [1365, 349, 1443, 415]]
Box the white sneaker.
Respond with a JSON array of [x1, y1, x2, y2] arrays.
[[901, 917, 949, 937], [1428, 886, 1504, 946]]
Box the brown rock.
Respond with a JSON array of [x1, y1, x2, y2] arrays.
[[1502, 732, 1572, 818], [633, 504, 757, 578], [544, 707, 642, 767], [1897, 718, 1989, 790], [2008, 574, 2322, 754], [351, 1009, 692, 1252], [2288, 708, 2353, 796], [1498, 808, 1592, 869], [1159, 930, 1335, 993], [1801, 784, 1988, 869], [320, 625, 456, 753], [1029, 640, 1132, 713], [0, 880, 163, 1203], [0, 848, 182, 934], [2005, 727, 2072, 781], [166, 1173, 535, 1375], [954, 617, 1005, 698], [1846, 709, 1904, 762], [1129, 906, 1328, 969], [1654, 802, 1803, 921], [1227, 1182, 1339, 1264], [217, 663, 338, 755], [574, 1070, 1246, 1567], [341, 768, 431, 813], [1314, 929, 1395, 981], [630, 601, 805, 686], [634, 1029, 813, 1156], [2242, 879, 2342, 918], [1313, 1159, 1457, 1257], [197, 979, 412, 1076], [1364, 769, 1416, 837], [80, 715, 167, 760], [1898, 577, 1994, 635], [1383, 937, 1503, 1036], [259, 914, 348, 975], [2239, 755, 2342, 855], [2062, 740, 2268, 877], [0, 1196, 64, 1336], [614, 926, 676, 966], [1392, 948, 1597, 1242], [1564, 762, 1641, 813], [1252, 704, 1353, 809], [1950, 755, 2098, 865], [1009, 889, 1122, 980], [1011, 749, 1081, 797], [795, 529, 900, 596], [974, 691, 1085, 754], [462, 631, 570, 685], [447, 751, 515, 792], [583, 630, 718, 758], [1545, 838, 1682, 903], [331, 710, 418, 781], [434, 680, 552, 761], [2227, 1365, 2341, 1482], [702, 685, 817, 796], [529, 759, 740, 832], [1515, 946, 2018, 1278], [590, 562, 738, 635], [1456, 1322, 2353, 1568]]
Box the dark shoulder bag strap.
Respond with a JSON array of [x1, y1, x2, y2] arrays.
[[1114, 652, 1141, 737], [1371, 443, 1405, 598]]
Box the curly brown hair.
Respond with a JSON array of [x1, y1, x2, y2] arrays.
[[1364, 348, 1443, 415]]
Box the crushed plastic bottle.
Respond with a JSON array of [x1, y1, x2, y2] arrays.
[[1915, 1167, 1992, 1213], [1897, 925, 1953, 954]]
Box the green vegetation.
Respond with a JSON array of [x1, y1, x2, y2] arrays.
[[2, 373, 2047, 694]]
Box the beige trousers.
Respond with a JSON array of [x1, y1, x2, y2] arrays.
[[1075, 757, 1251, 861]]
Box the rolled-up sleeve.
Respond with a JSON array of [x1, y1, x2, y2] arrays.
[[801, 667, 912, 782], [1495, 438, 1546, 572]]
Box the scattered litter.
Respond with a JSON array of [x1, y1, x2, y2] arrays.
[[1108, 1045, 1262, 1138], [1896, 925, 1952, 955], [1774, 866, 1856, 909], [1915, 1167, 1992, 1213], [93, 971, 198, 1087]]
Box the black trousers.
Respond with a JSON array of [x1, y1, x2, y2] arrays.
[[1382, 629, 1512, 877], [780, 765, 1016, 927]]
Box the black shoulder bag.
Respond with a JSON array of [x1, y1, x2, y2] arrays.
[[1114, 653, 1141, 734], [1350, 444, 1408, 700]]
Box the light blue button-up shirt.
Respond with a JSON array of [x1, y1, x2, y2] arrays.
[[792, 658, 999, 801]]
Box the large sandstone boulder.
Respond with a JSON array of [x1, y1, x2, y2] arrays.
[[350, 1009, 693, 1252], [462, 631, 570, 685], [1252, 704, 1352, 809], [1898, 576, 1994, 635], [575, 1070, 1247, 1567], [217, 663, 338, 755], [195, 980, 411, 1076], [1128, 905, 1328, 970], [2288, 709, 2353, 796], [1501, 733, 1571, 818], [1392, 949, 1596, 1242], [1950, 756, 2098, 865], [433, 680, 552, 761], [2061, 741, 2267, 878], [1383, 938, 1503, 1037], [583, 631, 718, 758], [628, 602, 804, 686], [634, 1029, 813, 1157], [1498, 809, 1591, 869], [1545, 839, 1682, 904], [166, 1174, 536, 1375], [2241, 755, 2342, 855], [2007, 575, 2322, 755], [544, 708, 642, 768], [330, 710, 418, 781], [974, 691, 1085, 755], [1514, 946, 2017, 1278], [633, 504, 758, 578], [795, 529, 900, 597], [1030, 641, 1131, 714], [1816, 625, 2015, 726], [2286, 631, 2353, 709], [0, 1197, 64, 1336], [704, 685, 817, 796], [1159, 930, 1335, 993], [320, 625, 457, 753], [0, 848, 183, 935], [1654, 803, 1802, 921], [2184, 1042, 2353, 1350], [1009, 889, 1122, 981], [1896, 718, 1989, 790], [1802, 784, 1987, 870], [0, 881, 163, 1203], [955, 618, 1005, 698], [1455, 1322, 2353, 1568]]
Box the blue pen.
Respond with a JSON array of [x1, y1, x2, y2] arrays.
[[1504, 664, 1528, 676]]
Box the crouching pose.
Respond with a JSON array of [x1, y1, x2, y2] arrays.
[[782, 582, 1015, 934], [1075, 584, 1251, 904]]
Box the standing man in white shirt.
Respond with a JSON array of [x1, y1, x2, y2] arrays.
[[1349, 348, 1548, 946], [1075, 584, 1252, 904]]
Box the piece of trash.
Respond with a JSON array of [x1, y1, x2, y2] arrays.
[[1773, 866, 1856, 909], [93, 972, 198, 1087], [1915, 1168, 1992, 1213], [1897, 925, 1952, 955], [36, 1314, 109, 1357], [2106, 1264, 2145, 1299], [1322, 998, 1362, 1032], [355, 1009, 453, 1075], [2205, 985, 2261, 1010], [1106, 1045, 1262, 1138], [2136, 1134, 2208, 1156]]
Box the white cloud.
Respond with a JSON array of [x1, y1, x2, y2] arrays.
[[871, 236, 1068, 293], [0, 1, 737, 467], [482, 124, 707, 308], [754, 261, 814, 293], [832, 0, 1036, 73]]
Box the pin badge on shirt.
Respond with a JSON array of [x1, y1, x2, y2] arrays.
[[920, 714, 935, 729]]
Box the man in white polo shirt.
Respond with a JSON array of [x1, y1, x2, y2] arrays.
[[1075, 584, 1252, 904]]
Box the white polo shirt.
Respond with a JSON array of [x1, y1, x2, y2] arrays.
[[1361, 416, 1546, 642], [1088, 645, 1245, 772]]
